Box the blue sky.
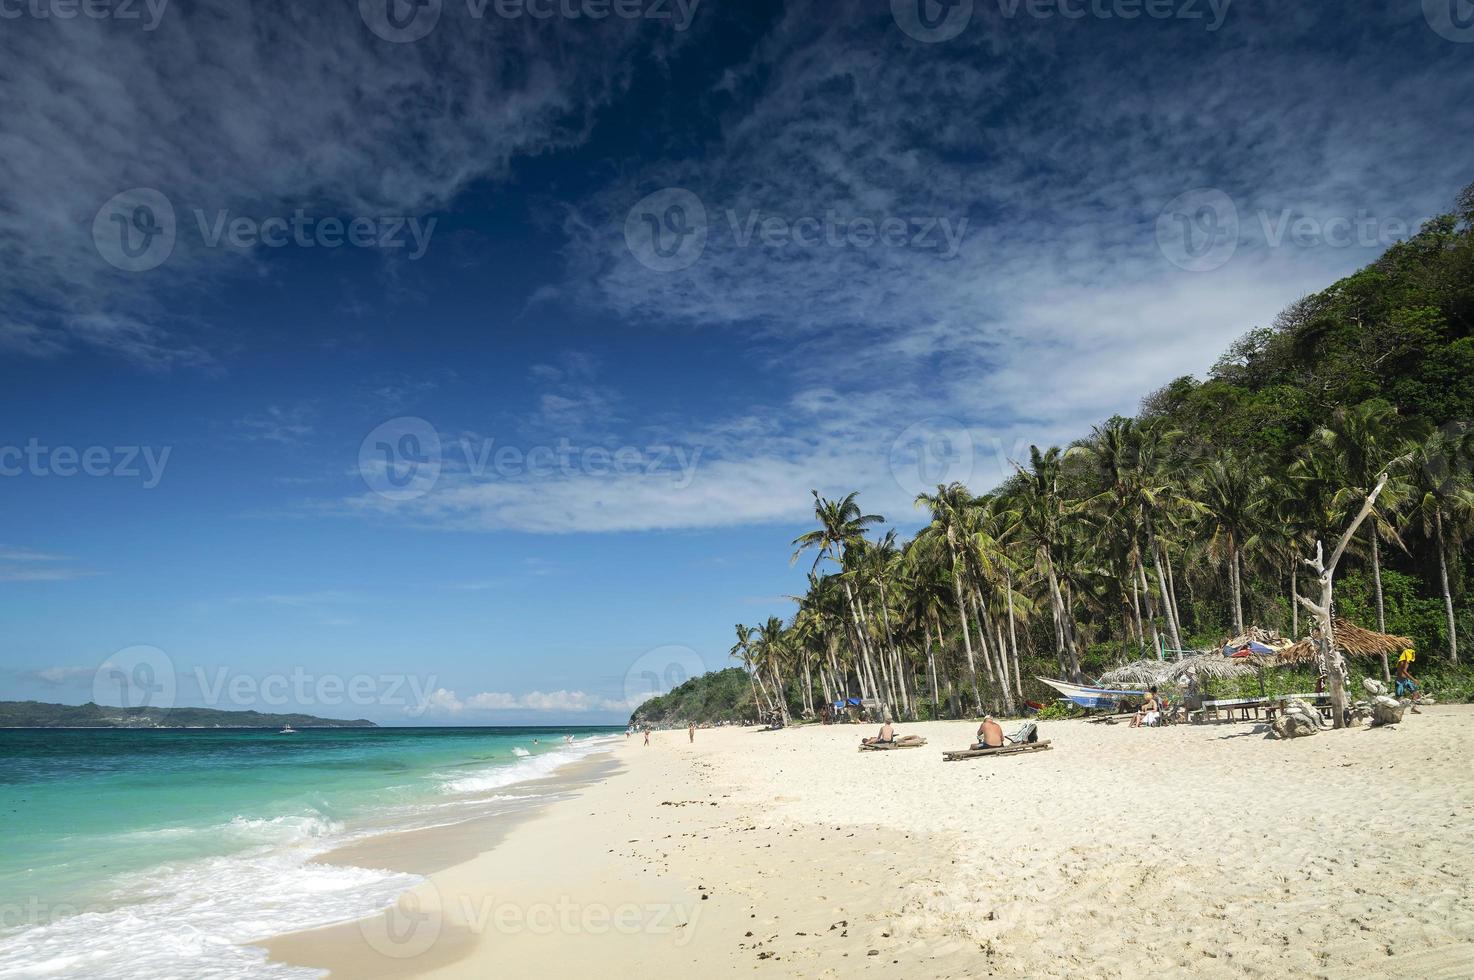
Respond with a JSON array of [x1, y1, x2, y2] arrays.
[[2, 0, 1472, 723]]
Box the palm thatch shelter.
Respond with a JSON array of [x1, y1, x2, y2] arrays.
[[1277, 619, 1413, 667], [1097, 652, 1276, 690]]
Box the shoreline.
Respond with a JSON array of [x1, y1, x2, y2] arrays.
[[261, 708, 1474, 978]]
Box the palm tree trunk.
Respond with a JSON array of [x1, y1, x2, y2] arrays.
[[1005, 571, 1023, 696], [1229, 538, 1244, 633], [1151, 537, 1183, 655], [1163, 547, 1184, 642], [947, 551, 982, 714], [1370, 532, 1392, 682], [1047, 557, 1082, 681], [923, 621, 940, 714], [1436, 511, 1459, 664], [1137, 556, 1163, 659], [1290, 557, 1299, 638]]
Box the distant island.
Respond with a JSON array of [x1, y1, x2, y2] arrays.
[[0, 701, 376, 729]]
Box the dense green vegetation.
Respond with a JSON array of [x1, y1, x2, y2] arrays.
[[0, 701, 376, 728], [628, 668, 756, 727], [722, 183, 1474, 724]]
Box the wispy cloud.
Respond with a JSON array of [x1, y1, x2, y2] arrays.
[[0, 547, 95, 582], [415, 687, 634, 714], [0, 2, 684, 365]]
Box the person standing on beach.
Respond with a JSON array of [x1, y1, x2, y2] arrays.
[[1396, 650, 1424, 712], [688, 723, 695, 743], [643, 726, 651, 746]]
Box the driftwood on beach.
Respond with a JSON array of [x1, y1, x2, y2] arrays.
[[942, 740, 1052, 761]]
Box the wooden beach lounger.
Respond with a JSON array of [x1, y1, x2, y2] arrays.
[[859, 735, 928, 751], [941, 740, 1052, 761]]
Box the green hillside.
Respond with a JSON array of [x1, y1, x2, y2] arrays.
[[0, 701, 376, 728]]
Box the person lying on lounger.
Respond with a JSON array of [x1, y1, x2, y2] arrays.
[[972, 716, 1004, 749], [861, 719, 896, 746]]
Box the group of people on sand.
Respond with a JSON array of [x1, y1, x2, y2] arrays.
[[860, 715, 1012, 749]]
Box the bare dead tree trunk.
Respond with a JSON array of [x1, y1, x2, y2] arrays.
[[1298, 473, 1390, 729]]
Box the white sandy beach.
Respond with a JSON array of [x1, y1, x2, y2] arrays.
[[264, 707, 1474, 979]]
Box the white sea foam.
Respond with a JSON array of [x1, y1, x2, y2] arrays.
[[512, 746, 531, 757], [439, 736, 616, 795], [0, 825, 415, 980]]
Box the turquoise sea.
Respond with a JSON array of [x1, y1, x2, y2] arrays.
[[0, 726, 621, 979]]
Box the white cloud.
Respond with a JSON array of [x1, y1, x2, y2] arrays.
[[415, 687, 634, 714]]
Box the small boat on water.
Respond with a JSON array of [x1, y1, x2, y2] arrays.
[[277, 725, 296, 734], [1036, 677, 1144, 710]]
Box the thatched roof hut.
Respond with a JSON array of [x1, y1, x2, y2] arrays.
[[1277, 619, 1413, 667], [1097, 652, 1275, 689]]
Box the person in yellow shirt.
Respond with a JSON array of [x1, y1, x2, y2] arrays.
[[1395, 649, 1423, 712]]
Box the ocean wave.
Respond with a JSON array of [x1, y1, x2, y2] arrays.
[[0, 840, 415, 980], [511, 746, 531, 757], [439, 736, 616, 795]]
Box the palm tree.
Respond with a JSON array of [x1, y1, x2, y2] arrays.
[[791, 491, 891, 718], [1405, 425, 1474, 663], [915, 483, 985, 711], [1011, 446, 1084, 682], [729, 623, 770, 719], [1312, 399, 1429, 658], [1195, 456, 1258, 635]]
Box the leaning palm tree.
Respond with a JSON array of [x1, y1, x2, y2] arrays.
[[729, 623, 770, 718]]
